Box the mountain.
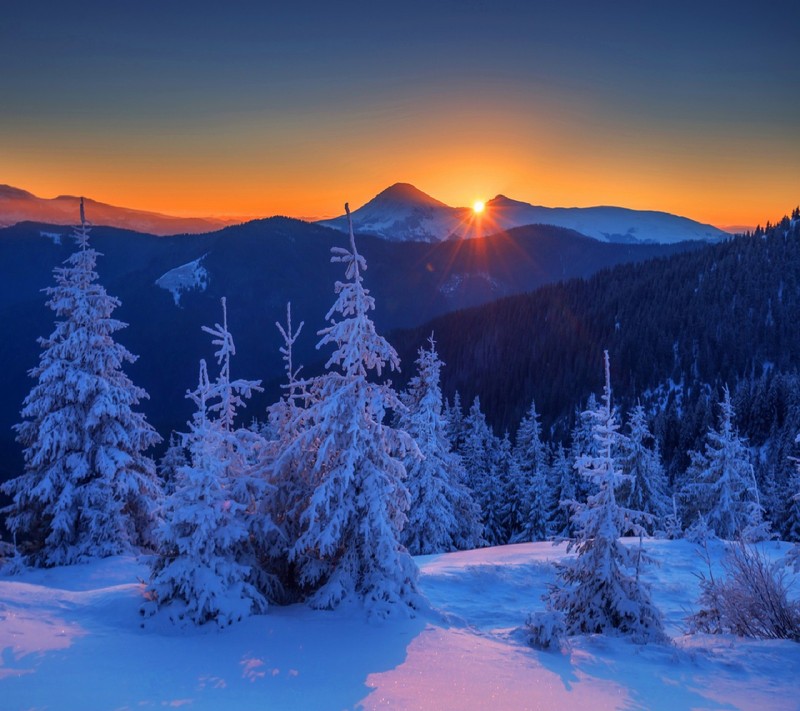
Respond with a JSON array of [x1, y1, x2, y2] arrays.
[[319, 183, 729, 245], [0, 185, 240, 235], [0, 218, 699, 482], [318, 183, 461, 242]]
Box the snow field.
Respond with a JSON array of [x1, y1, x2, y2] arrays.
[[2, 539, 800, 711]]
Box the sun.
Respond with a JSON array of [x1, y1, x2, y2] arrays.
[[473, 200, 485, 214]]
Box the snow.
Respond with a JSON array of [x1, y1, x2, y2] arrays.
[[39, 231, 62, 245], [319, 185, 730, 245], [2, 539, 799, 710], [155, 254, 209, 306]]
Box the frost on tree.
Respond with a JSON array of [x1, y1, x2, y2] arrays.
[[548, 444, 577, 539], [158, 432, 187, 496], [545, 352, 666, 642], [506, 400, 550, 542], [399, 335, 482, 555], [618, 404, 670, 535], [145, 299, 276, 625], [682, 387, 769, 542], [144, 360, 266, 627], [278, 204, 422, 616], [461, 397, 504, 546], [264, 302, 309, 594], [2, 200, 162, 567], [786, 433, 800, 569]]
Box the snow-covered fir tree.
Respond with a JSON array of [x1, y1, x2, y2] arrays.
[[444, 391, 466, 453], [547, 444, 577, 539], [2, 200, 162, 567], [787, 434, 800, 569], [619, 404, 670, 535], [461, 397, 504, 546], [569, 393, 600, 502], [144, 360, 266, 626], [201, 298, 280, 601], [682, 387, 769, 541], [157, 433, 187, 496], [277, 204, 422, 616], [506, 400, 550, 542], [545, 352, 666, 642], [398, 335, 482, 554], [263, 303, 309, 595]]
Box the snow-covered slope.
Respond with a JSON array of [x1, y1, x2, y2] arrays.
[[319, 184, 730, 245], [485, 195, 728, 244], [2, 540, 798, 710]]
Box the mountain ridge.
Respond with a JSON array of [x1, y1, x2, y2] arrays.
[[0, 184, 241, 236], [320, 184, 730, 245]]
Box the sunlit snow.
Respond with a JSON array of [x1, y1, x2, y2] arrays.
[[2, 540, 798, 710]]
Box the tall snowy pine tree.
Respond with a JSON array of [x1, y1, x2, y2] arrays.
[[545, 352, 666, 642], [461, 397, 504, 546], [619, 404, 670, 535], [506, 400, 549, 542], [277, 204, 422, 616], [2, 200, 162, 566], [398, 335, 482, 554]]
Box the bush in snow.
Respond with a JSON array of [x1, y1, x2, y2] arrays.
[[398, 335, 482, 554], [276, 204, 423, 616], [544, 352, 667, 643], [1, 200, 162, 567], [687, 540, 800, 641], [525, 610, 567, 650]]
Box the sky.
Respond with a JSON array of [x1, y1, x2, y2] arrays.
[[2, 1, 798, 228]]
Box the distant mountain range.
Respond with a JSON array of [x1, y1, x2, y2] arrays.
[[0, 217, 701, 481], [1, 182, 730, 245], [319, 183, 730, 245], [0, 185, 240, 236]]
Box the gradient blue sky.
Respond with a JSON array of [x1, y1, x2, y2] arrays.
[[2, 1, 797, 226]]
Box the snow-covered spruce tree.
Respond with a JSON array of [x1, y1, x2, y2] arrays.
[[444, 391, 466, 453], [144, 360, 265, 627], [278, 204, 422, 616], [398, 335, 482, 554], [618, 404, 670, 535], [543, 352, 666, 642], [787, 434, 800, 568], [201, 298, 281, 602], [461, 397, 504, 546], [2, 200, 162, 567], [263, 302, 309, 595], [682, 386, 769, 542], [547, 444, 577, 539], [157, 432, 187, 496], [506, 400, 550, 542], [569, 393, 600, 502]]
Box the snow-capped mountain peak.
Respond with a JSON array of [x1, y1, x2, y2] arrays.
[[319, 184, 730, 245]]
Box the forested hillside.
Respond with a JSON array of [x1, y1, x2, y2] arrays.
[[394, 210, 800, 491]]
